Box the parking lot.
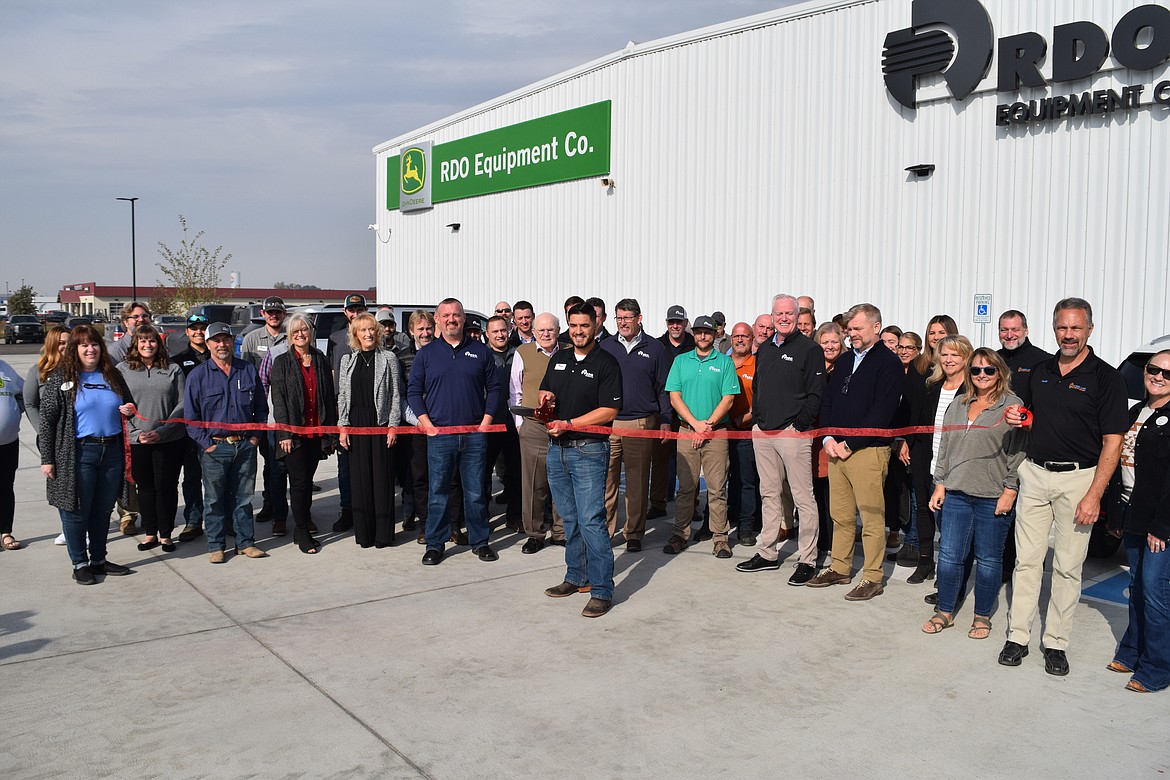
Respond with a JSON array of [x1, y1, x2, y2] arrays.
[[0, 346, 1164, 779]]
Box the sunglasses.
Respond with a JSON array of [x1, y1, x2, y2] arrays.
[[1146, 363, 1170, 380], [969, 366, 999, 377], [495, 307, 512, 313]]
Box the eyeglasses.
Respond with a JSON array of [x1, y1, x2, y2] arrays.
[[896, 345, 920, 352], [495, 307, 512, 313], [1145, 363, 1170, 380], [614, 315, 638, 322], [969, 366, 999, 377]]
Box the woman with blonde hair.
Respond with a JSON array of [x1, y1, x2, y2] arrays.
[[337, 313, 401, 548], [902, 334, 973, 584], [270, 313, 337, 554], [24, 325, 70, 545], [923, 348, 1025, 638]]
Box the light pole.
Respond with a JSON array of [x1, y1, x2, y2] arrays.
[[116, 197, 139, 301]]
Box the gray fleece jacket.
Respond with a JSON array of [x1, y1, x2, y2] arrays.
[[933, 391, 1027, 498], [117, 362, 187, 444]]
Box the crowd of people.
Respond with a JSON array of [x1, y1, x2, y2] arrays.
[[0, 292, 1167, 691]]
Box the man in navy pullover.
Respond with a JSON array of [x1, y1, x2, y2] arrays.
[[600, 298, 672, 551], [807, 303, 903, 601], [408, 298, 501, 565]]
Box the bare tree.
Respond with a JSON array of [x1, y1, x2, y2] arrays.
[[156, 214, 231, 312], [148, 284, 178, 316]]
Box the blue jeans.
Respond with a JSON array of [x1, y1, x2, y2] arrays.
[[728, 438, 759, 530], [59, 439, 124, 568], [1115, 531, 1170, 691], [181, 437, 204, 527], [425, 432, 488, 550], [546, 439, 614, 601], [935, 491, 1011, 616], [201, 440, 258, 552], [260, 432, 288, 520]]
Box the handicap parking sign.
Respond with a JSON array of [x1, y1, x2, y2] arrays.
[[973, 294, 992, 323]]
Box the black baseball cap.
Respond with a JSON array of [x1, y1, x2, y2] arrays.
[[692, 315, 716, 332], [186, 314, 209, 328], [262, 296, 286, 313], [711, 311, 726, 326], [344, 294, 367, 309]]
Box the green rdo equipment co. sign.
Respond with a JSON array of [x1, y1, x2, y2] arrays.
[[387, 100, 611, 212]]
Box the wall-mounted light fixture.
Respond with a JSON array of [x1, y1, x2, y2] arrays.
[[905, 164, 935, 178], [446, 223, 461, 232]]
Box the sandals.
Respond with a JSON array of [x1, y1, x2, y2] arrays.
[[1, 534, 22, 550], [968, 616, 993, 640], [922, 612, 954, 634]]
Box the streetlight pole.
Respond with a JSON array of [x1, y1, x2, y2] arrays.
[[116, 197, 139, 301]]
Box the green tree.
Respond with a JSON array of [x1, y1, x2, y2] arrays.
[[156, 214, 231, 312], [8, 284, 36, 315]]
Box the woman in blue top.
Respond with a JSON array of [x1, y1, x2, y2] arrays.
[[40, 325, 137, 585], [0, 358, 26, 551]]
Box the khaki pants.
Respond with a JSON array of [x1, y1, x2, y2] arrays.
[[517, 422, 564, 541], [1007, 460, 1095, 651], [753, 426, 818, 564], [828, 446, 890, 583], [671, 428, 729, 543], [605, 414, 658, 540]]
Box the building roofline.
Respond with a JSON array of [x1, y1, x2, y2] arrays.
[[372, 0, 871, 154]]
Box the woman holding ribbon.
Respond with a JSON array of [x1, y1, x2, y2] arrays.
[[117, 323, 186, 553], [923, 348, 1025, 637], [270, 313, 337, 554], [40, 325, 136, 584], [1108, 349, 1170, 692], [337, 313, 401, 548]]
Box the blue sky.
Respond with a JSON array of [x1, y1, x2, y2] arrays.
[[0, 0, 797, 299]]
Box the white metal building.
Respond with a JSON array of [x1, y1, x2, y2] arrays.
[[372, 0, 1170, 362]]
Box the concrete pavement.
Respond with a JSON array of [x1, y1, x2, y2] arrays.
[[0, 349, 1165, 779]]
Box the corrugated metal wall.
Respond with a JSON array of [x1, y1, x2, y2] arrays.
[[375, 0, 1169, 362]]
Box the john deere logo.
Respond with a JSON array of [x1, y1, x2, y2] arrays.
[[401, 147, 426, 194]]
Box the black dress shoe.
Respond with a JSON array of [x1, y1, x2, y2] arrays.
[[474, 545, 499, 562], [625, 539, 642, 553], [402, 516, 417, 532], [1043, 648, 1070, 676], [522, 538, 544, 554], [421, 549, 444, 565], [647, 506, 667, 519], [549, 539, 566, 547], [333, 508, 353, 532], [736, 554, 780, 573], [788, 562, 817, 585], [93, 561, 130, 576], [998, 641, 1029, 666], [73, 565, 96, 585], [924, 591, 939, 605], [896, 544, 919, 567]]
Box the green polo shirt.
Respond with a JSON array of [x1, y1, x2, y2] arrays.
[[665, 348, 740, 424]]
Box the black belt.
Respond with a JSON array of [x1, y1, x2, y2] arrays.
[[1030, 459, 1095, 472], [550, 437, 602, 448], [79, 435, 121, 444], [212, 435, 247, 443]]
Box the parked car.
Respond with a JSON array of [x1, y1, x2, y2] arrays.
[[41, 310, 70, 324], [155, 315, 188, 346], [184, 304, 235, 325], [4, 314, 45, 344], [1086, 333, 1170, 559]]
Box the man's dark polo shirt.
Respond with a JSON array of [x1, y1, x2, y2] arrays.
[[998, 339, 1051, 395], [1020, 346, 1129, 465], [540, 345, 623, 442]]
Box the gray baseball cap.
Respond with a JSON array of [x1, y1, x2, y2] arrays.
[[666, 305, 688, 321], [206, 322, 233, 340], [692, 315, 716, 332]]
